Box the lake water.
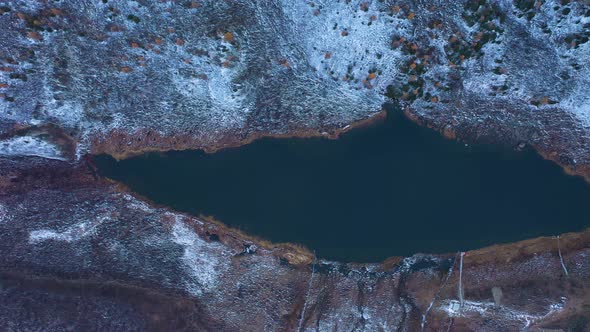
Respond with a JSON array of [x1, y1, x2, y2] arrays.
[[95, 105, 590, 262]]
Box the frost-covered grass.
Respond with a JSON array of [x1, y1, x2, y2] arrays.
[[1, 0, 403, 155], [439, 297, 566, 328], [170, 215, 230, 296], [29, 215, 109, 244]]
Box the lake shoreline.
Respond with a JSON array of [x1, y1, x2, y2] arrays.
[[94, 104, 590, 262]]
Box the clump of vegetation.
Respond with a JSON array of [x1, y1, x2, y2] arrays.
[[428, 19, 443, 30], [14, 7, 66, 34], [462, 0, 505, 54], [490, 83, 510, 96], [127, 14, 141, 24], [388, 36, 439, 102], [564, 33, 589, 49], [9, 73, 28, 81], [530, 96, 557, 107], [223, 32, 234, 43], [514, 0, 539, 21], [183, 1, 200, 9], [0, 6, 11, 15], [445, 34, 473, 65]]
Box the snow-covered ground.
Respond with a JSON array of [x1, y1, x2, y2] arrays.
[[0, 135, 65, 160]]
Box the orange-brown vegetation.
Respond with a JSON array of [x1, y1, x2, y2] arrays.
[[223, 32, 234, 43]]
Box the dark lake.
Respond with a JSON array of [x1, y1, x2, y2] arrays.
[[94, 105, 590, 262]]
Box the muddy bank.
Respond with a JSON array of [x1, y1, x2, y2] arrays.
[[89, 111, 388, 161]]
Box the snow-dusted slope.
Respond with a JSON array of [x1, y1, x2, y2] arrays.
[[0, 157, 587, 330], [0, 0, 402, 152], [1, 0, 588, 177]]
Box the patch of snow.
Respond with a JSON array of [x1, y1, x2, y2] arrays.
[[561, 93, 590, 129], [572, 102, 590, 129], [0, 136, 65, 161], [43, 99, 85, 129], [121, 193, 154, 213], [422, 254, 458, 331], [0, 204, 11, 224], [458, 252, 465, 307], [170, 216, 228, 296], [282, 0, 404, 92], [556, 235, 570, 276], [298, 253, 316, 332], [399, 256, 418, 273], [440, 297, 566, 328], [29, 215, 109, 244]]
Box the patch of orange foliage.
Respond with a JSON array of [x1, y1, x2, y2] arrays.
[[27, 31, 43, 40], [109, 25, 125, 32], [279, 59, 290, 68], [119, 66, 133, 73], [368, 72, 377, 80], [223, 32, 234, 43]]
